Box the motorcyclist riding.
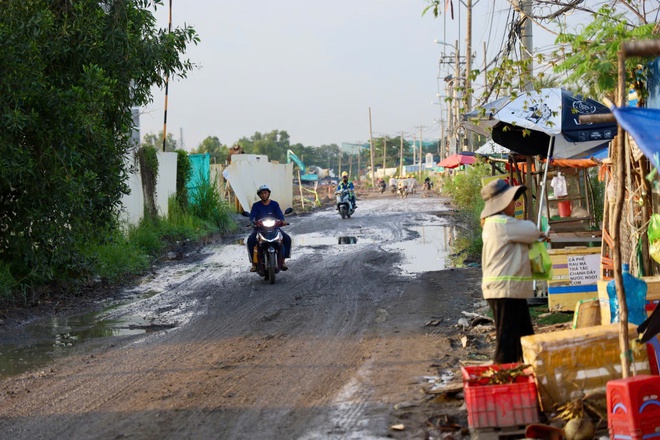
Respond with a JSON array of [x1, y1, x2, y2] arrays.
[[336, 171, 357, 209], [247, 184, 292, 272]]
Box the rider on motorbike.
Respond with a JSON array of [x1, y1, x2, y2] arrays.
[[247, 184, 292, 272], [336, 171, 357, 208]]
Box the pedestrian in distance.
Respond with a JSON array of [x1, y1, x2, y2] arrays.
[[480, 179, 547, 364]]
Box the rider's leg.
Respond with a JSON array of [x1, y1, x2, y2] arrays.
[[281, 232, 292, 270], [247, 231, 258, 271]]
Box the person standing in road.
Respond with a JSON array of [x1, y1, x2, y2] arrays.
[[480, 179, 547, 364]]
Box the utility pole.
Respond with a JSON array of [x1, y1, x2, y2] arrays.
[[417, 126, 424, 179], [382, 139, 387, 175], [465, 0, 473, 151], [399, 132, 404, 176], [518, 0, 534, 90], [369, 107, 375, 190], [454, 41, 461, 154], [412, 135, 416, 173]]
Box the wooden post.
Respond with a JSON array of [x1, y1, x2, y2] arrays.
[[297, 170, 305, 210]]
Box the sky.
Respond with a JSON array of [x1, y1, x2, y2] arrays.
[[139, 0, 562, 151]]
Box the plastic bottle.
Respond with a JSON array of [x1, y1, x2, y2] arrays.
[[606, 263, 648, 325]]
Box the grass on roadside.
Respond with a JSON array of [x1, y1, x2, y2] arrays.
[[1, 179, 237, 309]]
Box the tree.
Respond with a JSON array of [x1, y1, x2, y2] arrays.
[[191, 136, 229, 164], [424, 0, 659, 106], [552, 5, 658, 102], [239, 130, 290, 163], [0, 0, 198, 287], [142, 131, 179, 152]]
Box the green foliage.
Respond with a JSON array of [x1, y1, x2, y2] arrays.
[[176, 149, 192, 209], [142, 145, 160, 183], [142, 131, 179, 152], [529, 306, 573, 325], [0, 0, 197, 296], [240, 130, 291, 163], [553, 5, 658, 100], [127, 217, 166, 257], [85, 233, 151, 283], [166, 195, 217, 237], [191, 136, 229, 164], [441, 162, 490, 212], [441, 162, 491, 265], [0, 263, 17, 305], [189, 172, 236, 233]]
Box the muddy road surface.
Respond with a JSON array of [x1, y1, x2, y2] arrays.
[[0, 193, 487, 439]]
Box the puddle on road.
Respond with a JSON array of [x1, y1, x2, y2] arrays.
[[294, 236, 365, 246], [384, 225, 455, 275], [0, 307, 173, 380]]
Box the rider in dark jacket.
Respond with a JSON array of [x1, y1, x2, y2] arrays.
[[246, 184, 291, 272]]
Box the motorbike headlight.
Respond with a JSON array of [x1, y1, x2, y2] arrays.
[[261, 219, 276, 228]]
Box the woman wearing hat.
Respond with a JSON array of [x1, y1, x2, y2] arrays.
[[480, 179, 547, 363]]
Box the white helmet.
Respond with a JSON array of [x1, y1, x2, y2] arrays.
[[257, 184, 271, 195]]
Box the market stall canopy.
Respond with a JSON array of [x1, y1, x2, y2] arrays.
[[438, 152, 476, 169], [489, 88, 617, 158], [475, 139, 510, 155], [462, 96, 511, 137], [610, 107, 660, 169]]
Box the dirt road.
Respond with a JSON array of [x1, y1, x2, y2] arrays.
[[0, 192, 488, 439]]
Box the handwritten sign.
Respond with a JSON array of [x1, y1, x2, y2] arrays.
[[567, 254, 600, 286]]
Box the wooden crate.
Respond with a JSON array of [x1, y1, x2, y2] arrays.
[[547, 247, 601, 311], [521, 323, 650, 412]]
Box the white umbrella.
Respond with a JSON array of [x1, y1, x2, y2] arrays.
[[491, 88, 616, 158], [475, 140, 510, 155]]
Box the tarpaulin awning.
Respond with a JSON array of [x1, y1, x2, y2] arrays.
[[547, 158, 601, 168], [438, 152, 476, 169], [611, 107, 660, 169]]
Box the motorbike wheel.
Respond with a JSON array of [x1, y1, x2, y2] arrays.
[[267, 252, 276, 284], [339, 205, 348, 219]]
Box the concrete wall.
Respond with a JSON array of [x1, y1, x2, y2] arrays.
[[119, 151, 178, 226]]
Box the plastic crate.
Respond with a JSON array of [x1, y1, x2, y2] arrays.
[[607, 375, 660, 440], [461, 363, 539, 428]]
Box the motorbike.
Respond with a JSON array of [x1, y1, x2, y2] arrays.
[[398, 185, 408, 198], [390, 184, 397, 194], [423, 180, 433, 191], [242, 207, 293, 284], [335, 188, 355, 219], [378, 181, 387, 193]]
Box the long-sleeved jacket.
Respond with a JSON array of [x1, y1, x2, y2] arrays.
[[481, 214, 542, 299], [249, 200, 284, 223]]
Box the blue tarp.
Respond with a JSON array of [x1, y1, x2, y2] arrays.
[[611, 107, 660, 169], [187, 153, 211, 202]]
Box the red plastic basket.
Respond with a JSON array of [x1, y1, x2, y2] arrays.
[[461, 363, 539, 428]]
